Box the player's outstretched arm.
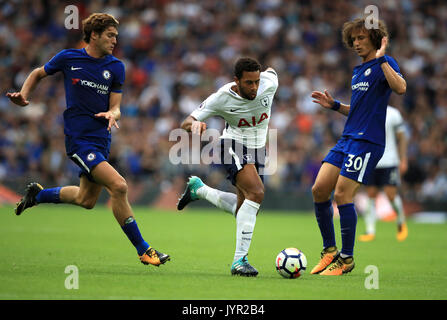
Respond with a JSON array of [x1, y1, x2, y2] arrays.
[[6, 66, 47, 106], [311, 90, 350, 116], [181, 115, 207, 135], [95, 92, 122, 132], [377, 37, 406, 95]]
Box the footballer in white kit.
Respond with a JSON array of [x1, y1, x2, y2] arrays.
[[359, 105, 409, 242], [177, 58, 278, 276], [191, 68, 277, 149]]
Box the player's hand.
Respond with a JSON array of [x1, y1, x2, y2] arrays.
[[191, 120, 207, 135], [95, 111, 120, 132], [6, 92, 29, 106], [311, 90, 335, 109], [376, 36, 388, 59]]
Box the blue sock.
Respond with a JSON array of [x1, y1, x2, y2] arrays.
[[338, 203, 357, 257], [35, 187, 62, 204], [314, 200, 336, 248], [121, 217, 150, 256]]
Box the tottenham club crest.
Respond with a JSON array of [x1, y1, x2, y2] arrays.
[[260, 96, 269, 108], [102, 70, 111, 80]]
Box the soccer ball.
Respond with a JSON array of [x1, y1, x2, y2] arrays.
[[276, 248, 307, 279]]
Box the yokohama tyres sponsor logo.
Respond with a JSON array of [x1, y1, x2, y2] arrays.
[[71, 78, 109, 93], [352, 81, 369, 91]]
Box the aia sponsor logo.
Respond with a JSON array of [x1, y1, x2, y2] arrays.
[[237, 113, 269, 127]]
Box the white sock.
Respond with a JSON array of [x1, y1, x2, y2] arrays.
[[196, 185, 237, 216], [391, 195, 405, 225], [364, 198, 376, 235], [233, 199, 260, 262]]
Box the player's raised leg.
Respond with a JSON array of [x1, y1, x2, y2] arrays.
[[91, 161, 170, 266], [310, 162, 340, 274], [230, 164, 263, 277], [15, 176, 103, 215]]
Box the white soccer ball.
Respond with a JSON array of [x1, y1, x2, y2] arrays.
[[276, 248, 307, 279]]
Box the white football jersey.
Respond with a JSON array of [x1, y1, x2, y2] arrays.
[[190, 70, 278, 148], [376, 106, 406, 168]]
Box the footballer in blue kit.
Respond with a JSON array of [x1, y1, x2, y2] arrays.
[[7, 13, 170, 267], [309, 17, 406, 275]]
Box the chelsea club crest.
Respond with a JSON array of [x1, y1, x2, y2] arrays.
[[102, 70, 111, 80]]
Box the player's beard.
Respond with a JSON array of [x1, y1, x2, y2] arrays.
[[238, 84, 257, 100]]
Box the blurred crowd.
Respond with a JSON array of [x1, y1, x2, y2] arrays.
[[0, 0, 446, 205]]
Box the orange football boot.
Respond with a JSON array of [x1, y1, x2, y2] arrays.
[[397, 223, 408, 241], [320, 256, 355, 276], [310, 246, 339, 274], [358, 233, 376, 242], [139, 247, 170, 266]]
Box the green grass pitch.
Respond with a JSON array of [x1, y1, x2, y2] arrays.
[[0, 204, 446, 300]]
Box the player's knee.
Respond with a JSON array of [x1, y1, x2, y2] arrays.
[[81, 199, 96, 210], [109, 178, 128, 197], [245, 188, 264, 204], [333, 189, 350, 206], [312, 183, 330, 202], [75, 196, 96, 209]]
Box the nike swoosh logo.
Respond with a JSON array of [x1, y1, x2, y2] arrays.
[[242, 231, 253, 234], [230, 109, 240, 112], [71, 67, 83, 71], [346, 168, 358, 173]]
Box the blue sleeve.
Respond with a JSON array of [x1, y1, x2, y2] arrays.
[[44, 50, 68, 75], [111, 61, 125, 93]]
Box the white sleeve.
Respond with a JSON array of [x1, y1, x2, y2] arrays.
[[392, 108, 405, 134], [261, 69, 279, 89], [190, 92, 221, 122]]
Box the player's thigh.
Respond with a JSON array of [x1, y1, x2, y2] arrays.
[[312, 162, 341, 200], [334, 175, 361, 205], [235, 164, 264, 201], [90, 161, 127, 194]]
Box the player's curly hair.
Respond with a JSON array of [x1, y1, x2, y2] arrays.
[[342, 17, 388, 50], [82, 13, 119, 43], [234, 57, 261, 79]]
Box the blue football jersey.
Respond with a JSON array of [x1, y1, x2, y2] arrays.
[[44, 48, 125, 138], [342, 55, 402, 146]]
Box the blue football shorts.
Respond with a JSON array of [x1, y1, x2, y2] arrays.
[[367, 166, 400, 187], [219, 139, 265, 186], [323, 137, 385, 185], [65, 136, 111, 182]]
